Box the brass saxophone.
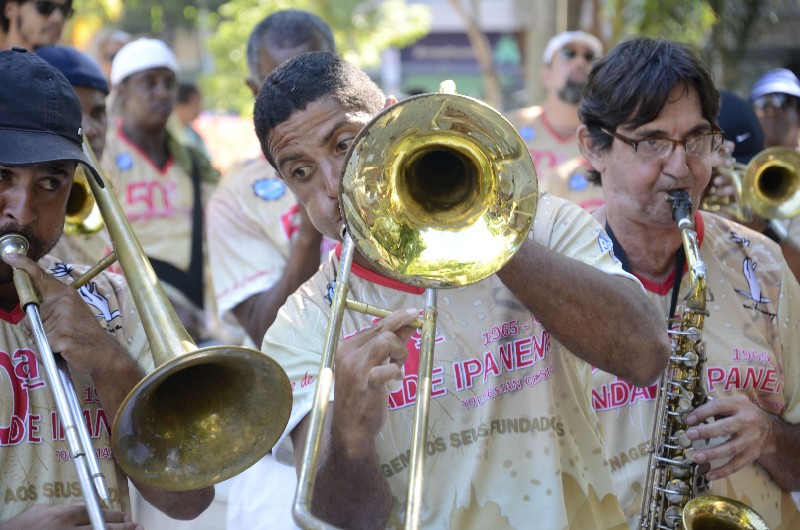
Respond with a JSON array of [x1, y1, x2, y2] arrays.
[[639, 191, 770, 530]]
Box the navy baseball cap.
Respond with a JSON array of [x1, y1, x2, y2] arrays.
[[0, 48, 93, 168], [717, 90, 765, 165], [35, 45, 109, 94]]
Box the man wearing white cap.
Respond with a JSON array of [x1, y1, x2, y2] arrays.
[[100, 38, 220, 343], [507, 30, 603, 211], [750, 68, 800, 151]]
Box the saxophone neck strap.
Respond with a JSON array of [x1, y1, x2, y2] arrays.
[[605, 221, 685, 318]]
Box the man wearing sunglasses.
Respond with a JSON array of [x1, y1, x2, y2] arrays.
[[1, 0, 73, 51], [579, 37, 800, 530], [749, 68, 800, 151], [507, 30, 604, 212]]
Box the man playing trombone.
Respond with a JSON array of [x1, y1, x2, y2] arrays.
[[0, 48, 213, 528], [253, 51, 669, 529]]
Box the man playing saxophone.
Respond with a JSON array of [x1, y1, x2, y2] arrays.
[[579, 37, 800, 529], [0, 48, 213, 528], [252, 51, 669, 529]]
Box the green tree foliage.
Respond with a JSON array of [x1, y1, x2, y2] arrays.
[[203, 0, 431, 114], [603, 0, 717, 46]]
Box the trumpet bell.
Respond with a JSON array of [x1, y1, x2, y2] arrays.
[[64, 167, 104, 236], [743, 146, 800, 220], [113, 345, 292, 490], [683, 495, 771, 530], [342, 93, 538, 288]]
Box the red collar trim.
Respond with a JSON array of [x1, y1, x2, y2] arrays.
[[0, 305, 25, 324], [335, 242, 426, 294], [116, 127, 174, 175], [636, 212, 706, 295], [540, 111, 576, 143]]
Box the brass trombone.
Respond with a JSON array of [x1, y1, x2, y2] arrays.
[[0, 233, 112, 530], [293, 90, 538, 529], [1, 137, 293, 529], [73, 139, 294, 491], [703, 146, 800, 239]]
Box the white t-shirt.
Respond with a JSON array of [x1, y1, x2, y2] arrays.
[[0, 255, 152, 521], [264, 193, 637, 529], [592, 212, 800, 530]]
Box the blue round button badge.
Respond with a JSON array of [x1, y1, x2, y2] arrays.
[[568, 172, 589, 191], [252, 178, 287, 201], [115, 153, 133, 171]]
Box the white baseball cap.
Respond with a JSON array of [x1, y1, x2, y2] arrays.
[[110, 38, 178, 85], [542, 31, 603, 65], [749, 68, 800, 101]]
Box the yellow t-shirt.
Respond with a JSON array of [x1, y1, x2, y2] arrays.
[[0, 255, 152, 521], [592, 212, 800, 530], [264, 193, 634, 529], [506, 106, 603, 212]]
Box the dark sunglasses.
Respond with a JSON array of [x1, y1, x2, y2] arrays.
[[32, 0, 75, 19], [559, 48, 596, 62], [753, 93, 797, 112]]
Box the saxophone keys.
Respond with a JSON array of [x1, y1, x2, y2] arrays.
[[674, 429, 692, 448], [664, 478, 690, 504], [664, 505, 683, 527], [683, 351, 699, 367], [686, 326, 702, 342]]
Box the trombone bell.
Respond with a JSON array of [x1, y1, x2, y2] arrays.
[[78, 139, 293, 491], [113, 345, 292, 490], [342, 93, 537, 289]]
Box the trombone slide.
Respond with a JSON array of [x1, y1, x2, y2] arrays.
[[0, 234, 110, 530]]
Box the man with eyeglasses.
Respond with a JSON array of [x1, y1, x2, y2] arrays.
[[750, 68, 800, 151], [0, 0, 73, 51], [507, 30, 604, 212], [578, 37, 800, 530]]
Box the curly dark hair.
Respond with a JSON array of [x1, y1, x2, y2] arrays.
[[253, 51, 384, 169], [578, 37, 720, 184]]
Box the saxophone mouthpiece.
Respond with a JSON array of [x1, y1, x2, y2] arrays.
[[667, 190, 694, 228]]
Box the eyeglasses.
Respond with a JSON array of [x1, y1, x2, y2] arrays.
[[753, 93, 797, 113], [32, 0, 74, 19], [601, 127, 724, 159], [559, 48, 596, 62]]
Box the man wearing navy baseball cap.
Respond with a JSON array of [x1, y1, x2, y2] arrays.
[[0, 48, 213, 527], [35, 45, 109, 158], [750, 68, 800, 150], [34, 44, 114, 266]]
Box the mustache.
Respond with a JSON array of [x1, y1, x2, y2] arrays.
[[0, 225, 52, 260]]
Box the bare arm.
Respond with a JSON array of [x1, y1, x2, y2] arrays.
[[233, 211, 322, 344], [757, 413, 800, 490], [780, 238, 800, 284], [290, 309, 419, 529], [496, 239, 669, 386]]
